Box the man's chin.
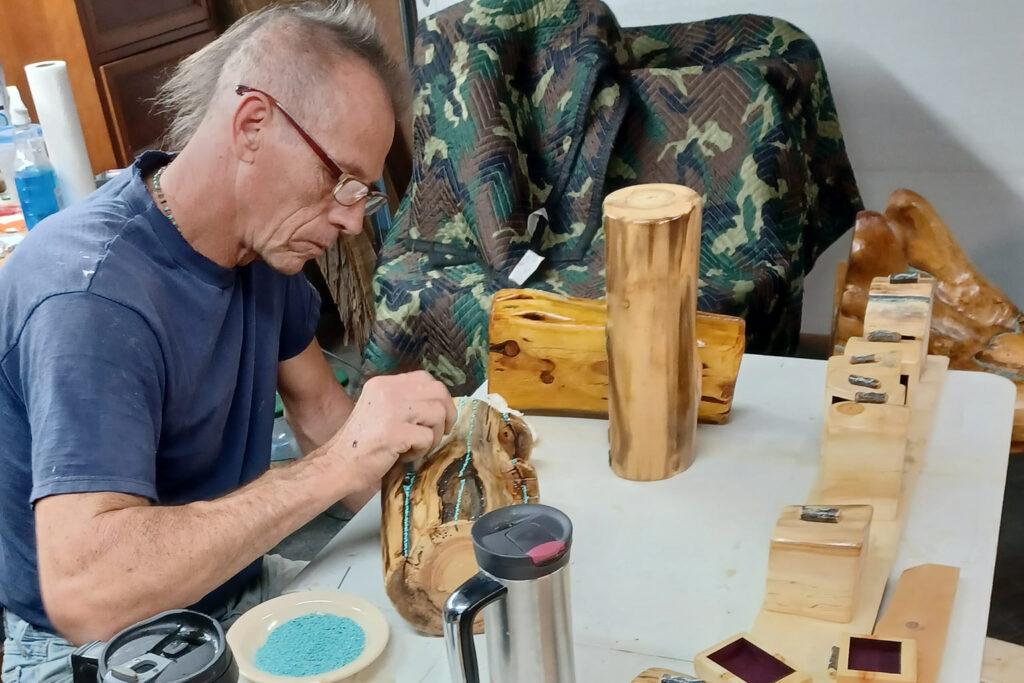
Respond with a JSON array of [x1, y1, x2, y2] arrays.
[[260, 253, 309, 276]]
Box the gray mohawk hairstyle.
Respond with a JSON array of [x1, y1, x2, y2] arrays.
[[154, 0, 407, 150]]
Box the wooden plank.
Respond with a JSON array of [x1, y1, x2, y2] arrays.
[[631, 668, 697, 682], [872, 564, 959, 683], [982, 638, 1024, 683], [750, 355, 949, 681]]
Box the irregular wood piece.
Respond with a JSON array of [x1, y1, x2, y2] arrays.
[[380, 398, 538, 635], [604, 184, 703, 481], [694, 633, 810, 683], [835, 633, 918, 683], [764, 505, 872, 623], [873, 564, 959, 683], [833, 189, 1024, 451], [487, 289, 745, 423], [813, 400, 911, 521]]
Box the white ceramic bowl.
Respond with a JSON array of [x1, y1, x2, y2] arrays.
[[226, 589, 389, 682]]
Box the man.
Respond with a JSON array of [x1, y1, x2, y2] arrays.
[[0, 2, 454, 680]]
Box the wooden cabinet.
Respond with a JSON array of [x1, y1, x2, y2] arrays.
[[0, 0, 215, 172], [78, 0, 212, 62], [99, 31, 215, 162]]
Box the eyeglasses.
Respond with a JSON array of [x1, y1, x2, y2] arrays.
[[235, 85, 388, 215]]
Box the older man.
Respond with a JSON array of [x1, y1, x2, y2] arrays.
[[0, 2, 453, 680]]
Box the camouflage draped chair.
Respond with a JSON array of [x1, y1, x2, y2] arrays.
[[363, 0, 862, 392]]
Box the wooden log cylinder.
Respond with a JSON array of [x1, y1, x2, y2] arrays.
[[604, 184, 702, 481], [381, 397, 538, 635], [487, 289, 745, 423]]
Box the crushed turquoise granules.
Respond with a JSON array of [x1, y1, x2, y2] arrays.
[[254, 612, 365, 677]]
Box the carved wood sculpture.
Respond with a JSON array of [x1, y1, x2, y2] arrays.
[[833, 189, 1024, 450], [488, 289, 745, 423], [381, 397, 538, 635], [604, 184, 703, 481]]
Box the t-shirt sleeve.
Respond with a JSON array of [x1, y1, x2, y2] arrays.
[[16, 292, 165, 504], [278, 273, 321, 361]]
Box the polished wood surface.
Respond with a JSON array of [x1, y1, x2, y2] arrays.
[[0, 0, 117, 174], [380, 399, 538, 635], [604, 184, 703, 481], [487, 289, 745, 424], [834, 189, 1024, 451]]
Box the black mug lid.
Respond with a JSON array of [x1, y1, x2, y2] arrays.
[[99, 610, 234, 682], [471, 504, 573, 581]]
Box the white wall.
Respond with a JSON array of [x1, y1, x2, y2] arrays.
[[416, 0, 1024, 336]]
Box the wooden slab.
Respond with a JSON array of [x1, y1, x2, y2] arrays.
[[982, 638, 1024, 683], [873, 564, 960, 683], [751, 355, 948, 681], [631, 668, 700, 682]]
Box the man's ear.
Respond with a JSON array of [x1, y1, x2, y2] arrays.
[[231, 93, 272, 164]]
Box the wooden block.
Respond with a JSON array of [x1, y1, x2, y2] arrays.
[[488, 289, 746, 424], [842, 337, 922, 406], [835, 634, 917, 683], [873, 564, 959, 683], [862, 276, 935, 371], [826, 355, 906, 406], [694, 633, 810, 683], [764, 505, 872, 623], [815, 401, 911, 520]]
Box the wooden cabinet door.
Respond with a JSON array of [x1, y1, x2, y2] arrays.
[[98, 31, 215, 166], [77, 0, 211, 61]]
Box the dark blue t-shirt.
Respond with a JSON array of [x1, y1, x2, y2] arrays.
[[0, 151, 320, 631]]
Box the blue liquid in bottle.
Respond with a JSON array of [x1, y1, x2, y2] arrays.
[[15, 165, 59, 229]]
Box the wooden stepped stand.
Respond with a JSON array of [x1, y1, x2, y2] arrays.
[[380, 398, 538, 635], [488, 289, 745, 423]]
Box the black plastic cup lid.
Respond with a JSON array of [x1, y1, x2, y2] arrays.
[[471, 504, 573, 581], [99, 610, 234, 682]]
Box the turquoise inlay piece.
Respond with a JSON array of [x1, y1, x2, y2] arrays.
[[452, 400, 479, 521]]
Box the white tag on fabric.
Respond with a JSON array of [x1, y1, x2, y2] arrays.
[[508, 249, 545, 285]]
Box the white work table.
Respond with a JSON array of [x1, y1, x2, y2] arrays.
[[287, 354, 1015, 682]]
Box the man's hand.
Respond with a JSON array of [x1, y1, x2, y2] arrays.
[[319, 371, 455, 494]]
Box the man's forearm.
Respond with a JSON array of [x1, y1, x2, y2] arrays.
[[39, 450, 352, 643]]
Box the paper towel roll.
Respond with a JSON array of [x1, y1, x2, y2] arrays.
[[24, 60, 95, 205]]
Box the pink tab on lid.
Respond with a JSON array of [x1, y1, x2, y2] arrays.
[[526, 540, 566, 566]]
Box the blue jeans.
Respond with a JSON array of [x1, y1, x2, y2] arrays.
[[1, 554, 306, 682]]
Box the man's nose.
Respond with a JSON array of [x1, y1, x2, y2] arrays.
[[327, 201, 365, 236]]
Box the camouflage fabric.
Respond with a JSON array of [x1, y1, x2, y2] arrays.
[[363, 0, 862, 392]]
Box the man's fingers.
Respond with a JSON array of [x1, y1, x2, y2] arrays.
[[399, 423, 436, 461]]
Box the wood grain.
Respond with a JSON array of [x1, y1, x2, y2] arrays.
[[604, 184, 703, 481], [833, 189, 1024, 452], [380, 398, 538, 635], [764, 505, 872, 623], [0, 0, 116, 173], [873, 564, 959, 683], [487, 289, 745, 423]]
